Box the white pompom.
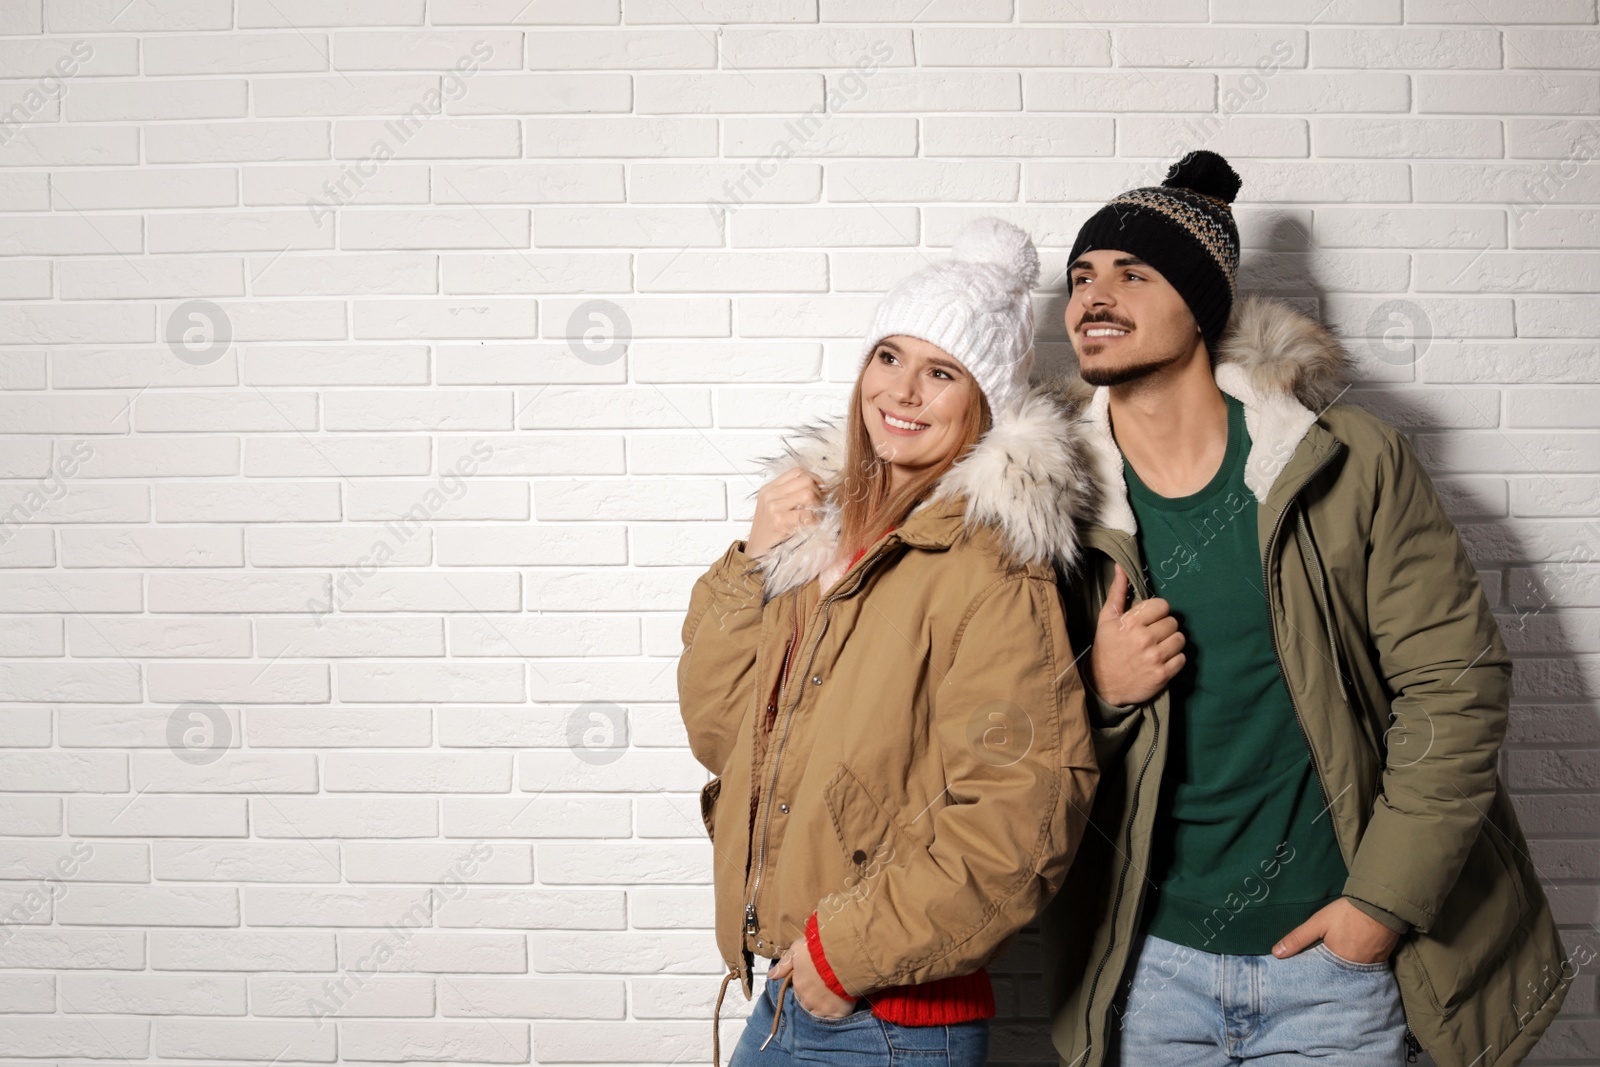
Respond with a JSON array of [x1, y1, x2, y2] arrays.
[[950, 216, 1040, 289]]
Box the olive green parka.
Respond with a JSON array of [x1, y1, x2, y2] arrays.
[[1043, 294, 1570, 1067]]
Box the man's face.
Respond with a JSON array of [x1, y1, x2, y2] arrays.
[[1065, 249, 1202, 387], [859, 334, 976, 483]]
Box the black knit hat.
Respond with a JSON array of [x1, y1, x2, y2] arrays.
[[1067, 150, 1242, 348]]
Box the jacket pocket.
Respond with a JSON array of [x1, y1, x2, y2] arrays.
[[1405, 818, 1533, 1016], [817, 764, 915, 921], [699, 776, 722, 841]]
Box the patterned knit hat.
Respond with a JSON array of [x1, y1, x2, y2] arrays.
[[859, 216, 1040, 418], [1067, 150, 1243, 347]]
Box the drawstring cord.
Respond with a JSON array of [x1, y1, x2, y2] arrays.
[[711, 969, 737, 1066], [759, 973, 792, 1052], [709, 968, 791, 1064], [709, 966, 793, 1064]]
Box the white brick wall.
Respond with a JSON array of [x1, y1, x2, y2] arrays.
[[0, 1, 1597, 1064]]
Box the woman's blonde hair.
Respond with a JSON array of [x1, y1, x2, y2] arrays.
[[834, 345, 993, 562]]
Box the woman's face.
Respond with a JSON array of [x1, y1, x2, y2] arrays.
[[859, 334, 977, 488]]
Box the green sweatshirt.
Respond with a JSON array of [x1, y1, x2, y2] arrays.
[[1122, 392, 1347, 954]]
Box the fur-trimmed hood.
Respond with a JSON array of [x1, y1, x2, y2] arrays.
[[1080, 293, 1352, 535], [748, 383, 1100, 602]]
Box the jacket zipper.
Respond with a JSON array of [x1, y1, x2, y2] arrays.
[[1260, 445, 1343, 862], [745, 606, 801, 941], [1080, 546, 1158, 1062], [741, 538, 897, 956], [1295, 511, 1352, 712]]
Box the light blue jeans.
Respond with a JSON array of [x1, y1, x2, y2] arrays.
[[728, 973, 988, 1067], [1110, 932, 1407, 1065]]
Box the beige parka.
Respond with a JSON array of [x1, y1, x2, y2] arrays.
[[677, 384, 1102, 1009]]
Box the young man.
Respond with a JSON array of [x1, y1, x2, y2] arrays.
[[1041, 150, 1569, 1067]]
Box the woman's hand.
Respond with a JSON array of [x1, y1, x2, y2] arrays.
[[768, 938, 859, 1018], [746, 469, 824, 559]]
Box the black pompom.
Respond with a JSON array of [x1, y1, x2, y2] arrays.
[[1161, 149, 1241, 204]]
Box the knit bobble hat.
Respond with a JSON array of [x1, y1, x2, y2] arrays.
[[859, 216, 1041, 418], [1067, 150, 1243, 348]]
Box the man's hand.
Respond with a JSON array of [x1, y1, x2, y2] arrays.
[[1087, 563, 1186, 706], [768, 938, 858, 1018], [1272, 898, 1400, 964]]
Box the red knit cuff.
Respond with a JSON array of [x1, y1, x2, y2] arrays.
[[804, 911, 852, 1001], [868, 969, 995, 1025]]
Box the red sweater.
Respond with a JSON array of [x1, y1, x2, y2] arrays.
[[797, 531, 995, 1027], [805, 912, 994, 1025]]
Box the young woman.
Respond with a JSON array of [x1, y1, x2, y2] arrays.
[[677, 217, 1101, 1067]]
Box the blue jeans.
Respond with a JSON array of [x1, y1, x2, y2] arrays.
[[1109, 932, 1407, 1065], [728, 973, 988, 1067]]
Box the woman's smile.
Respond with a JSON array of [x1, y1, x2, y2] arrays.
[[880, 408, 932, 435]]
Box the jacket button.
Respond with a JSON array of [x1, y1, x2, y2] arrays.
[[779, 803, 789, 814], [852, 849, 867, 865], [811, 674, 822, 685]]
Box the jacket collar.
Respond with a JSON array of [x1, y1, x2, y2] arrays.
[[1080, 294, 1351, 536], [750, 383, 1100, 602]]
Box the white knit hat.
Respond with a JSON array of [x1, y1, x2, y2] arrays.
[[858, 216, 1041, 417]]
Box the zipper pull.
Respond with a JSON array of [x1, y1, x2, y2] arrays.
[[744, 903, 758, 936]]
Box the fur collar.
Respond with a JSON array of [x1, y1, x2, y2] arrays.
[[749, 384, 1100, 602], [1081, 294, 1352, 536]]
